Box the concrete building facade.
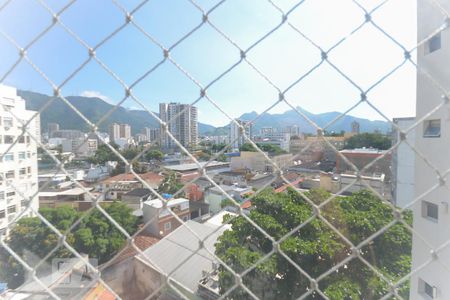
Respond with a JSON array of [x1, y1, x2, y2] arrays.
[[392, 117, 416, 209], [159, 103, 198, 149], [410, 2, 450, 299], [0, 85, 39, 234], [229, 119, 253, 150]]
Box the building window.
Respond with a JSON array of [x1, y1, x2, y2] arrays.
[[27, 151, 31, 158], [21, 200, 28, 207], [428, 32, 441, 54], [3, 153, 14, 162], [6, 191, 15, 198], [27, 167, 31, 174], [182, 216, 189, 222], [422, 201, 438, 222], [19, 168, 26, 176], [0, 210, 5, 219], [18, 136, 25, 143], [164, 222, 172, 231], [18, 151, 26, 160], [419, 278, 437, 298], [5, 170, 14, 179], [3, 117, 13, 128], [0, 192, 4, 200], [4, 135, 14, 144], [26, 136, 30, 143], [7, 205, 16, 214], [423, 119, 441, 138]]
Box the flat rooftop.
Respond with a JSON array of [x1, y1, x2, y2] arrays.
[[340, 148, 387, 154], [164, 161, 229, 172], [144, 198, 189, 209]]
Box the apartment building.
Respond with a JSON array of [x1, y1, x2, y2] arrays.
[[109, 122, 131, 142], [141, 127, 159, 142], [410, 1, 450, 299], [229, 119, 253, 150], [392, 117, 416, 209], [159, 103, 198, 149], [0, 85, 39, 234]]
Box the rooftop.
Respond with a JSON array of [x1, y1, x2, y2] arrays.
[[124, 188, 153, 197], [340, 148, 388, 154], [137, 220, 228, 294], [102, 172, 163, 185], [144, 198, 189, 209], [164, 161, 229, 172]]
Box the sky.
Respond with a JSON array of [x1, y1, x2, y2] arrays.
[[0, 0, 423, 127]]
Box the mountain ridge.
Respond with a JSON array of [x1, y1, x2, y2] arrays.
[[18, 90, 389, 136]]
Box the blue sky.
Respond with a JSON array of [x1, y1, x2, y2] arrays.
[[0, 0, 422, 127]]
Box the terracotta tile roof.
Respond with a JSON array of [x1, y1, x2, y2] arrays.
[[103, 172, 163, 185], [274, 178, 304, 193], [241, 200, 252, 209]]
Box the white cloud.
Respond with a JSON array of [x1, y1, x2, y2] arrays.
[[80, 90, 111, 103]]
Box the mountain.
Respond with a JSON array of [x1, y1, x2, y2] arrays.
[[18, 90, 389, 136], [18, 90, 216, 135], [211, 108, 389, 135]]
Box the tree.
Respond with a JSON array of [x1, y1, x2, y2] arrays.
[[90, 143, 120, 164], [344, 133, 391, 150], [158, 172, 184, 195], [239, 143, 287, 155], [145, 149, 164, 161], [0, 203, 139, 288], [215, 189, 412, 299]]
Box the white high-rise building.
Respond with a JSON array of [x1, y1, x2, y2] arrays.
[[410, 2, 450, 299], [392, 117, 416, 209], [0, 85, 39, 235], [229, 119, 253, 150], [159, 103, 198, 149]]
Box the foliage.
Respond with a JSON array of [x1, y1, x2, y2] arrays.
[[344, 133, 391, 150], [89, 143, 120, 164], [157, 172, 184, 195], [0, 203, 138, 288], [215, 189, 412, 299], [239, 143, 287, 155], [145, 149, 164, 161]]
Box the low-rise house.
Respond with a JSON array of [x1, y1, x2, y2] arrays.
[[122, 188, 154, 210], [39, 187, 94, 210], [204, 184, 253, 214], [142, 198, 190, 238], [84, 161, 117, 183], [101, 172, 163, 200]]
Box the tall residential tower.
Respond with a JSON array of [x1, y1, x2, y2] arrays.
[[159, 103, 198, 149], [410, 1, 450, 298]]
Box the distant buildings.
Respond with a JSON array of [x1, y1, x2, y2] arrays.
[[159, 103, 198, 149], [61, 137, 98, 157], [142, 127, 160, 143], [109, 123, 131, 142], [47, 122, 59, 137], [351, 121, 360, 134], [0, 85, 39, 234], [51, 129, 84, 140], [229, 119, 253, 150]]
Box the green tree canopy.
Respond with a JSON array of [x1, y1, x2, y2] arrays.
[[157, 172, 184, 195], [239, 143, 287, 155], [215, 189, 412, 299], [0, 203, 139, 288], [344, 133, 391, 150]]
